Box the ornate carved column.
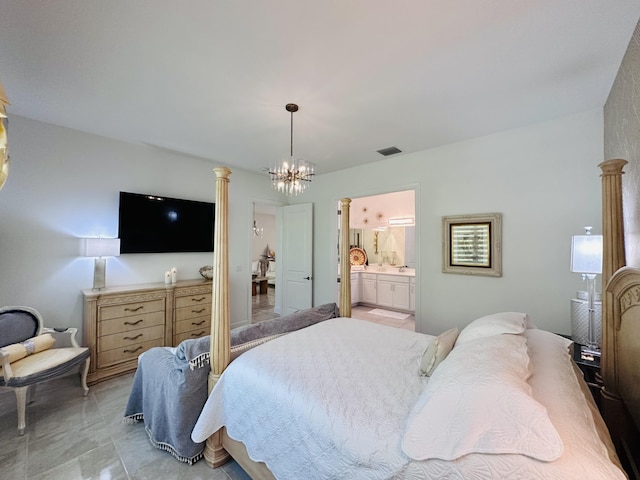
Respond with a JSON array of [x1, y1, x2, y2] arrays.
[[204, 166, 232, 468], [339, 198, 352, 318], [598, 159, 626, 406]]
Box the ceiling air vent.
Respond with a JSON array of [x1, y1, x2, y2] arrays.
[[376, 146, 402, 156]]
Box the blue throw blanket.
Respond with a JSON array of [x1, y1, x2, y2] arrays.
[[124, 336, 211, 464], [123, 302, 339, 464]]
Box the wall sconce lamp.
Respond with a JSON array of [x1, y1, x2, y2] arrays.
[[81, 238, 121, 290], [570, 226, 603, 358]]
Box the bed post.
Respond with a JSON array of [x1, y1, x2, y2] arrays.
[[204, 166, 232, 468], [598, 159, 627, 442], [340, 198, 352, 318]]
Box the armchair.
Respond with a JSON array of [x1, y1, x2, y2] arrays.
[[0, 306, 90, 435]]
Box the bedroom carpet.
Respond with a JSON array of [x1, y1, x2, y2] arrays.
[[368, 308, 411, 320]]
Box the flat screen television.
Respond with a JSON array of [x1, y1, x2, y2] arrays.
[[118, 191, 215, 254]]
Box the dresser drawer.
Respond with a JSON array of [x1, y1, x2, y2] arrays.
[[174, 328, 209, 345], [175, 293, 212, 309], [175, 303, 211, 322], [175, 315, 210, 335], [99, 299, 165, 321], [98, 324, 165, 352], [97, 338, 164, 368], [98, 310, 165, 337]]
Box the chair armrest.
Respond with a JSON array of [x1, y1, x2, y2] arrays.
[[0, 350, 15, 380], [41, 327, 81, 348]]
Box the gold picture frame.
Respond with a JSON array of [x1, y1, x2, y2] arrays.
[[442, 213, 502, 277]]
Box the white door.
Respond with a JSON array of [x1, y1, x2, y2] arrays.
[[281, 203, 313, 314]]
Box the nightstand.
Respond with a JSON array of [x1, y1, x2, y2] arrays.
[[572, 342, 603, 409]]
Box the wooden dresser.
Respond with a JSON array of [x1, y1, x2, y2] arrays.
[[82, 279, 212, 385]]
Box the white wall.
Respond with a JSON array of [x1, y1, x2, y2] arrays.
[[0, 109, 605, 338], [298, 109, 604, 335], [0, 116, 284, 332]]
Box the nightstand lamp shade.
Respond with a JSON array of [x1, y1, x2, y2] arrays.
[[570, 233, 603, 274], [81, 238, 120, 290], [570, 228, 602, 356]]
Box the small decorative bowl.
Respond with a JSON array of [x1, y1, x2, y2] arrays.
[[199, 265, 213, 280]]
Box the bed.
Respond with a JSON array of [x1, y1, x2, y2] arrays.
[[194, 162, 639, 478]]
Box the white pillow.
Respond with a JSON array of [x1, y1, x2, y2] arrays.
[[455, 311, 528, 346], [419, 328, 458, 376], [251, 261, 260, 274], [268, 261, 276, 273], [402, 334, 563, 462]]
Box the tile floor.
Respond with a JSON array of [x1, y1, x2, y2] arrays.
[[0, 303, 413, 479], [250, 286, 279, 323], [0, 372, 252, 480]]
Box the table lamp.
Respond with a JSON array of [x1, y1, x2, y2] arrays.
[[81, 238, 120, 290], [570, 226, 602, 357]]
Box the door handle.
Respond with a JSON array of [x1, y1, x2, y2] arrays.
[[304, 276, 311, 280]]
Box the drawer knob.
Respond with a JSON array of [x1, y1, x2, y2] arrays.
[[123, 346, 143, 354], [192, 308, 206, 314], [191, 297, 207, 302], [124, 306, 144, 312], [124, 319, 144, 326], [192, 320, 206, 326], [123, 333, 143, 341]]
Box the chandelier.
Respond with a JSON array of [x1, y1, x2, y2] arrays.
[[252, 203, 263, 238], [269, 103, 315, 196]]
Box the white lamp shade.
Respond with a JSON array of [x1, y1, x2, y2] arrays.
[[570, 234, 602, 274], [81, 238, 121, 258]]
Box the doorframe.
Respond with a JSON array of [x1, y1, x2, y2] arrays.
[[332, 183, 421, 331]]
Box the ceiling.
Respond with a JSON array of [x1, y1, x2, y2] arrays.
[[1, 1, 638, 176]]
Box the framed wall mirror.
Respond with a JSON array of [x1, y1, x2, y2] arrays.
[[442, 213, 502, 277]]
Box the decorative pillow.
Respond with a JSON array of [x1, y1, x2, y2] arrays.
[[251, 261, 260, 274], [455, 311, 528, 346], [419, 327, 458, 376], [402, 334, 563, 461], [0, 333, 56, 363], [268, 261, 276, 273]]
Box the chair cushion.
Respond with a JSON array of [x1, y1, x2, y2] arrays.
[[0, 347, 89, 387]]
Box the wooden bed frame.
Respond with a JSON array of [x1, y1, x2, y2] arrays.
[[203, 161, 639, 478]]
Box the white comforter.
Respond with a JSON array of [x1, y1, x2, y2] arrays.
[[192, 318, 625, 479]]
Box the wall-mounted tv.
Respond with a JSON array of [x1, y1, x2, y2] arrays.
[[118, 191, 215, 254]]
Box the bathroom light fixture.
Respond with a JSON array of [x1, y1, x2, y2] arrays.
[[252, 203, 263, 238], [388, 216, 415, 226], [269, 103, 314, 196]]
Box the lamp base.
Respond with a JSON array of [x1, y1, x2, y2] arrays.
[[93, 257, 106, 290]]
